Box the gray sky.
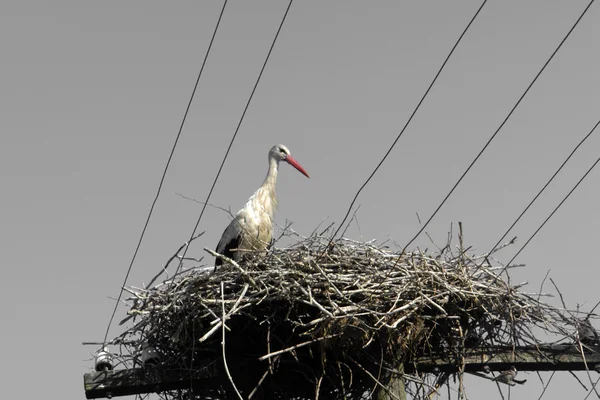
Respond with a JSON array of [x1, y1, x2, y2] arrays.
[[1, 1, 599, 398]]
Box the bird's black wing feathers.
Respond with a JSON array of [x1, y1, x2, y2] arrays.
[[215, 235, 240, 267]]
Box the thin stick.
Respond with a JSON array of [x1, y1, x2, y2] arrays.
[[537, 371, 555, 400], [221, 281, 244, 400], [258, 334, 339, 361], [314, 375, 323, 400], [175, 192, 235, 218], [148, 231, 205, 289], [248, 369, 270, 399]]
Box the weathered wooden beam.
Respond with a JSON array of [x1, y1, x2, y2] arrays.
[[83, 345, 600, 399], [83, 367, 226, 399], [405, 344, 600, 373]]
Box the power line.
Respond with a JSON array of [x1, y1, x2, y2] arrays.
[[480, 118, 600, 269], [175, 0, 294, 275], [328, 0, 489, 245], [102, 0, 229, 346], [501, 153, 600, 274], [399, 0, 595, 255]]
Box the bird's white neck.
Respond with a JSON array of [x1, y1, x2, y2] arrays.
[[246, 156, 279, 219], [262, 157, 279, 191]]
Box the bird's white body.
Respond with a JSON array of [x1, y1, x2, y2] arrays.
[[217, 161, 278, 261], [215, 145, 309, 267]]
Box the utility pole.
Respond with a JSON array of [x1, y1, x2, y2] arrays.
[[84, 344, 600, 399]]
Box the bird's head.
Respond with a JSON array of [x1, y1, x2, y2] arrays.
[[269, 144, 310, 178]]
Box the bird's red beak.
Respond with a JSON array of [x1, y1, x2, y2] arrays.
[[285, 155, 310, 178]]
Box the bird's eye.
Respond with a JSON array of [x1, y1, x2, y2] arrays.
[[279, 148, 286, 154]]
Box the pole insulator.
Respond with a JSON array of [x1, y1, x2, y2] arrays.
[[95, 347, 114, 372], [141, 343, 161, 366]]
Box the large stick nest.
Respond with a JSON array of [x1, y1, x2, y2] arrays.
[[110, 228, 585, 399]]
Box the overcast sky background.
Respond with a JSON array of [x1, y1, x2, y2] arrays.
[[1, 1, 599, 398]]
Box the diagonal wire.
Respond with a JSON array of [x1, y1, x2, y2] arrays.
[[399, 0, 595, 255], [328, 0, 489, 245], [175, 0, 294, 275], [477, 117, 600, 273], [501, 152, 600, 274], [102, 0, 229, 346]]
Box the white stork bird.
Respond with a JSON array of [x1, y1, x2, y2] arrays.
[[214, 144, 309, 268]]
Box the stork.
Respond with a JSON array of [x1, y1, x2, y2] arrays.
[[214, 144, 309, 268]]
